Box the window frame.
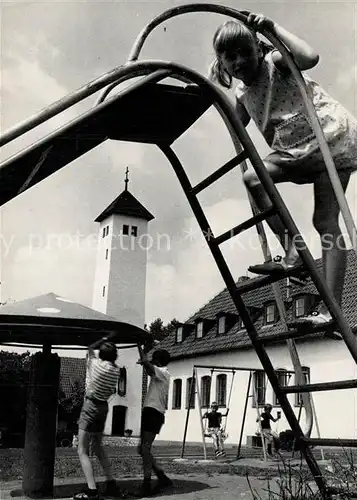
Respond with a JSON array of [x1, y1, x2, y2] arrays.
[[117, 367, 127, 397], [200, 376, 211, 408], [176, 326, 183, 343], [186, 377, 195, 409], [253, 370, 266, 407], [172, 379, 182, 409], [196, 321, 204, 339], [217, 315, 226, 335], [216, 373, 227, 407], [265, 303, 276, 325], [294, 296, 306, 318], [273, 369, 289, 406], [295, 367, 310, 407]]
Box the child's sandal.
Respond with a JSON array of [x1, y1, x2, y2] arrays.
[[248, 255, 304, 276]]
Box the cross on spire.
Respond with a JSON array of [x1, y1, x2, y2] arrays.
[[124, 167, 129, 191]]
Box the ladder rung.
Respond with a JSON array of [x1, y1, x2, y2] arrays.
[[303, 437, 357, 448], [215, 207, 276, 245], [192, 151, 247, 195], [236, 268, 308, 294], [280, 379, 357, 394]]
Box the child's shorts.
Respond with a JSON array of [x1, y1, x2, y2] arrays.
[[78, 396, 108, 433], [141, 406, 165, 435]]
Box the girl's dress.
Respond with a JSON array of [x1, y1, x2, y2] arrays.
[[235, 50, 357, 181]]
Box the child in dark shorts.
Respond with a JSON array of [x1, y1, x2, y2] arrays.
[[135, 345, 172, 498], [74, 336, 122, 500], [202, 402, 228, 457]]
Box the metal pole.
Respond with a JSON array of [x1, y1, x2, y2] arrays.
[[195, 367, 208, 460], [237, 371, 252, 459], [252, 376, 267, 462], [310, 395, 325, 461], [194, 364, 294, 375], [292, 400, 304, 459], [181, 366, 196, 458]]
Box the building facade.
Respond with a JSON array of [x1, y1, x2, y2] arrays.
[[154, 250, 357, 448], [92, 177, 154, 436]]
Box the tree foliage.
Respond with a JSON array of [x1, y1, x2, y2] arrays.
[[58, 380, 84, 431], [0, 351, 31, 433], [146, 318, 180, 342]]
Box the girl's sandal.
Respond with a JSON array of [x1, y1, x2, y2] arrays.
[[248, 255, 305, 276]]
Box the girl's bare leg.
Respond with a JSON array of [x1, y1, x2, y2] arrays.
[[312, 171, 350, 316], [243, 163, 302, 266]]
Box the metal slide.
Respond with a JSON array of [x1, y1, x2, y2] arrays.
[[2, 4, 357, 498]]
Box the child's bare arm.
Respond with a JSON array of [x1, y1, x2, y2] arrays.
[[137, 344, 156, 377], [235, 99, 251, 127], [247, 13, 319, 70]]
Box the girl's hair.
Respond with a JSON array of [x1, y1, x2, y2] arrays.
[[209, 20, 273, 89], [99, 341, 117, 363]]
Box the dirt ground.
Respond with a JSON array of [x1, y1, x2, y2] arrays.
[[1, 473, 280, 500]]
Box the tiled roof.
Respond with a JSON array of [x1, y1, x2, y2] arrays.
[[59, 357, 86, 398], [95, 189, 154, 223], [158, 250, 357, 359]]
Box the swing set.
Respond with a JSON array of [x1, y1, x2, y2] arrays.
[[181, 364, 325, 462]]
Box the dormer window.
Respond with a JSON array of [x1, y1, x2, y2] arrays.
[[176, 326, 183, 343], [196, 321, 204, 339], [218, 315, 226, 335], [216, 312, 239, 335], [265, 303, 276, 325], [175, 323, 195, 343], [193, 318, 215, 339], [294, 296, 306, 318]]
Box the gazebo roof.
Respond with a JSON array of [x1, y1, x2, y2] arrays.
[[0, 293, 149, 347]]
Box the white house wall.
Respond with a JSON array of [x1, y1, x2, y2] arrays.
[[159, 337, 357, 446]]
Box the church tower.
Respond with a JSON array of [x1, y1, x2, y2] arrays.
[[92, 168, 154, 436]]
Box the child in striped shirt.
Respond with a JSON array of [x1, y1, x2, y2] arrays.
[[74, 336, 122, 500]]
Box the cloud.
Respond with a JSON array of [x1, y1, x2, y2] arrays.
[[7, 240, 96, 305], [336, 63, 357, 91]]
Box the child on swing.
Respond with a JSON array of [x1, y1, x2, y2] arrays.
[[209, 13, 357, 328], [202, 402, 228, 457], [257, 404, 281, 458]]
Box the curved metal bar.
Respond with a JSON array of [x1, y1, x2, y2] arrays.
[[0, 342, 138, 350], [127, 4, 249, 62], [126, 2, 357, 251], [0, 67, 172, 150]]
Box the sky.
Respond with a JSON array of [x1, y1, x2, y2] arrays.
[[0, 0, 357, 356]]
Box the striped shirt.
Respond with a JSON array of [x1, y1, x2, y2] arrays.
[[85, 356, 119, 401]]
